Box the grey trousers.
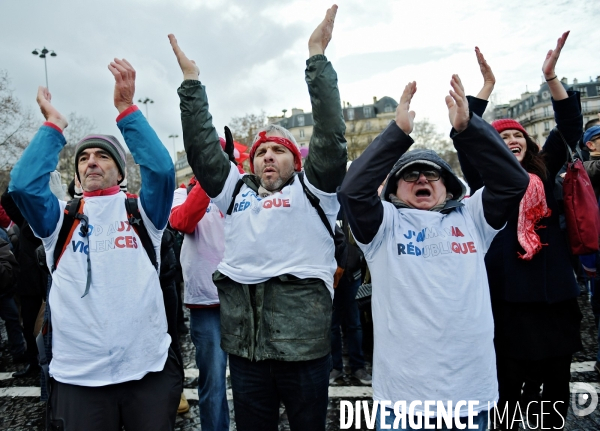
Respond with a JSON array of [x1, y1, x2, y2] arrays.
[[48, 349, 182, 431]]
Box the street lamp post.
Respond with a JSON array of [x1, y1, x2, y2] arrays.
[[31, 47, 57, 90], [138, 98, 154, 120], [168, 134, 179, 162]]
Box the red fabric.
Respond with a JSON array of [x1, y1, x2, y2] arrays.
[[563, 159, 600, 255], [115, 105, 139, 123], [517, 173, 551, 260], [169, 178, 210, 234], [0, 204, 11, 229], [248, 131, 302, 173], [83, 185, 121, 197], [44, 122, 64, 133], [491, 119, 529, 137]]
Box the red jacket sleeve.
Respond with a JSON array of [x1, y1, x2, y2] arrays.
[[169, 183, 211, 234]]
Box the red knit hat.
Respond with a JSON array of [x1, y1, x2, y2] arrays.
[[249, 131, 302, 173], [491, 119, 529, 137]]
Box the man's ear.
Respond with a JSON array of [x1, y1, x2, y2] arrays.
[[118, 173, 123, 182], [586, 140, 596, 152]]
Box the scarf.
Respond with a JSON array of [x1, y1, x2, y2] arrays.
[[517, 173, 551, 260]]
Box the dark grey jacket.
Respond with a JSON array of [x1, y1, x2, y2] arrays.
[[177, 55, 347, 361]]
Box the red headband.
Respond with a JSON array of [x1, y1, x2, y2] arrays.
[[249, 131, 302, 173]]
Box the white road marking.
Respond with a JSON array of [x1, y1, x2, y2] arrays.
[[1, 363, 598, 398]]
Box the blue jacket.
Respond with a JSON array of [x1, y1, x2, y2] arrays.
[[9, 108, 175, 237]]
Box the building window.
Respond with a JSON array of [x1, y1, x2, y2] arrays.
[[582, 101, 588, 112], [347, 108, 354, 121], [544, 121, 550, 131], [542, 91, 550, 100], [578, 87, 588, 97], [299, 129, 305, 138], [297, 115, 305, 127], [363, 106, 373, 117], [365, 121, 372, 131], [384, 104, 393, 113], [543, 106, 550, 117]]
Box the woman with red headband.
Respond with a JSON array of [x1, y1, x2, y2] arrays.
[[458, 32, 583, 430]]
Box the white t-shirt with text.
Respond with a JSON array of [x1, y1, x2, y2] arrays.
[[212, 164, 338, 297], [42, 192, 170, 387], [358, 190, 499, 416]]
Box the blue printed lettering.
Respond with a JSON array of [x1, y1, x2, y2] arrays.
[[398, 244, 406, 255]]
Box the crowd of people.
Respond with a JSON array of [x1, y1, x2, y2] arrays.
[[0, 4, 599, 431]]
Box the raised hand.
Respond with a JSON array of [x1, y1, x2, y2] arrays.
[[542, 31, 569, 80], [308, 4, 338, 57], [168, 34, 200, 81], [542, 31, 569, 101], [475, 47, 495, 100], [108, 58, 135, 114], [395, 81, 417, 135], [445, 74, 469, 133], [36, 86, 68, 130]]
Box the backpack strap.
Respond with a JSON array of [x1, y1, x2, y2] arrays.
[[226, 175, 261, 216], [125, 197, 158, 270], [52, 198, 85, 272], [297, 172, 334, 239]]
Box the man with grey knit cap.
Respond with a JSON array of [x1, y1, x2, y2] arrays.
[[9, 58, 179, 431], [339, 77, 529, 429]]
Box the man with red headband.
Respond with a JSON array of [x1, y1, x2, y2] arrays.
[[169, 5, 346, 431]]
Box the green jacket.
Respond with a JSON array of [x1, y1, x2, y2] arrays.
[[177, 55, 347, 361]]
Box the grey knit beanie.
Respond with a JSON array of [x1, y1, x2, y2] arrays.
[[74, 134, 127, 184]]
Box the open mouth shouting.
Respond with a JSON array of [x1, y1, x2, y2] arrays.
[[415, 188, 431, 198]]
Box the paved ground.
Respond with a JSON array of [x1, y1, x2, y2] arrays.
[[0, 295, 599, 430]]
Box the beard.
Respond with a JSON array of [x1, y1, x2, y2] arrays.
[[259, 165, 295, 191]]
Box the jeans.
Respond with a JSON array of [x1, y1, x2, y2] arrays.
[[229, 353, 331, 431], [376, 404, 489, 431], [189, 307, 229, 431], [331, 276, 365, 372], [0, 293, 26, 359]]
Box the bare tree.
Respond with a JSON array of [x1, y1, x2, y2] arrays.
[[229, 111, 266, 146], [57, 113, 97, 185], [125, 152, 141, 195], [410, 118, 462, 177], [0, 70, 37, 190], [346, 121, 367, 161]]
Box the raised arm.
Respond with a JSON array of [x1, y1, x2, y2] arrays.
[[303, 5, 348, 193], [539, 32, 582, 178], [457, 47, 496, 193], [447, 75, 529, 229], [109, 59, 175, 229], [169, 180, 211, 235], [338, 82, 416, 244], [9, 87, 68, 237], [170, 34, 230, 199]]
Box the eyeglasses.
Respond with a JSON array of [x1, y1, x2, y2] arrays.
[[401, 169, 441, 182]]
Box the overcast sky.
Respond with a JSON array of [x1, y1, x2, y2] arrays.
[[1, 0, 598, 160]]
